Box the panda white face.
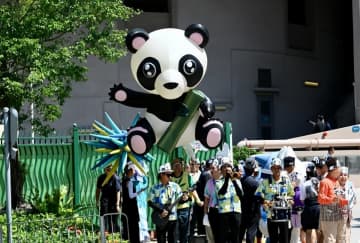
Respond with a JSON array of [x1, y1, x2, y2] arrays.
[[129, 28, 208, 100]]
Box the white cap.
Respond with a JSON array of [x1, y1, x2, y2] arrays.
[[271, 158, 282, 168], [158, 163, 173, 174]]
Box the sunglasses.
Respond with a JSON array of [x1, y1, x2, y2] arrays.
[[161, 173, 172, 177]]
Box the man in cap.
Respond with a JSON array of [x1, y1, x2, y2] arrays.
[[255, 157, 294, 243], [203, 158, 221, 243], [239, 158, 261, 243], [171, 158, 202, 243], [313, 157, 328, 180], [283, 156, 305, 243], [148, 163, 182, 243], [189, 157, 205, 238], [318, 157, 348, 243], [95, 164, 121, 233], [215, 157, 243, 243], [300, 162, 320, 243], [312, 156, 327, 242], [192, 158, 214, 238]]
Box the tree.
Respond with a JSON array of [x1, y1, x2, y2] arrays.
[[0, 0, 138, 135]]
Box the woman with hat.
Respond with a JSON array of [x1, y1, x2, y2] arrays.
[[336, 166, 357, 242], [122, 163, 149, 243], [318, 157, 348, 243], [255, 157, 294, 243], [148, 163, 182, 243]]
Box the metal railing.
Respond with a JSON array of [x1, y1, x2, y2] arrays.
[[99, 212, 129, 243], [0, 211, 130, 243]]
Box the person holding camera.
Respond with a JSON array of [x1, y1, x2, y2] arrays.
[[171, 158, 203, 243], [215, 157, 243, 243], [255, 158, 294, 243]]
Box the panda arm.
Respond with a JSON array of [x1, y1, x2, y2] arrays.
[[199, 95, 215, 118], [109, 83, 158, 108]]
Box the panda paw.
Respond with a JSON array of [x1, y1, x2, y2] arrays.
[[127, 127, 154, 156], [109, 83, 127, 102], [196, 119, 224, 149]]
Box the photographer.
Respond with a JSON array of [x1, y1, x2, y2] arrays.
[[215, 158, 243, 243]]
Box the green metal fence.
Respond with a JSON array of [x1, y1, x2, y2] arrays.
[[1, 122, 231, 222]]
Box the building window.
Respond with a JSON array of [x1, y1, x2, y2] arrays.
[[123, 0, 169, 12], [288, 0, 306, 26], [258, 69, 272, 88], [287, 0, 314, 51], [257, 97, 273, 139]]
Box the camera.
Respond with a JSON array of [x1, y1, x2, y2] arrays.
[[231, 165, 242, 179]]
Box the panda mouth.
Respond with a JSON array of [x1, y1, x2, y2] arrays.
[[164, 83, 178, 89]]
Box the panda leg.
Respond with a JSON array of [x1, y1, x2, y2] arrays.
[[128, 118, 156, 156], [195, 117, 224, 149]]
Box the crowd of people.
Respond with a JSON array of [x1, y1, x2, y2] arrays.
[[95, 148, 357, 243]]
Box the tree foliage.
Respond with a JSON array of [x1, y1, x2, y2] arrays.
[[0, 0, 138, 135]]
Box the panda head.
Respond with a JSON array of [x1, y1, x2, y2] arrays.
[[126, 24, 209, 100]]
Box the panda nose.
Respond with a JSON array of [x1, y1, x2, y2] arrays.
[[164, 83, 178, 89]]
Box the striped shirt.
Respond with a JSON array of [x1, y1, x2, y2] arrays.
[[318, 176, 347, 221], [171, 171, 194, 209], [204, 178, 218, 208]]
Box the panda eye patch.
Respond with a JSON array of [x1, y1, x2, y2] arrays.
[[137, 57, 161, 90], [183, 59, 197, 75], [179, 54, 203, 87]]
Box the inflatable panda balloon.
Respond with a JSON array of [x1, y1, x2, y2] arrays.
[[109, 24, 224, 155]]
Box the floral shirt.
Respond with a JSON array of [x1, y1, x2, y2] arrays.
[[255, 176, 294, 218], [148, 181, 182, 221], [215, 177, 242, 213]]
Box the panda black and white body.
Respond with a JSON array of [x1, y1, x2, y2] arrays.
[[109, 24, 224, 155]]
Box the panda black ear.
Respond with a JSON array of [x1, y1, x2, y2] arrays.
[[126, 28, 149, 53], [184, 24, 209, 48]]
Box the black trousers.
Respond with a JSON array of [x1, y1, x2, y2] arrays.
[[156, 220, 177, 243], [239, 213, 259, 243], [100, 199, 120, 233], [218, 212, 241, 243], [267, 219, 290, 243], [208, 207, 220, 243]]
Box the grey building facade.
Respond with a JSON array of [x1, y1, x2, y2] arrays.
[[52, 0, 356, 144]]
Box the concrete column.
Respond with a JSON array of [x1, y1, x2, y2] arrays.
[[353, 0, 360, 122]]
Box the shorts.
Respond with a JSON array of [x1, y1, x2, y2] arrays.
[[301, 204, 320, 230]]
